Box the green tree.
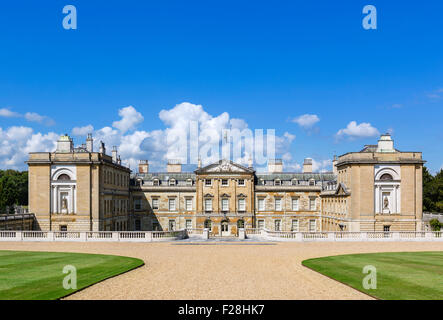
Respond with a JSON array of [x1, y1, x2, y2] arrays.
[[0, 170, 28, 214], [423, 167, 443, 212], [429, 218, 441, 231]]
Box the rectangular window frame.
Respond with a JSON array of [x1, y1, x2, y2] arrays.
[[168, 198, 176, 211], [205, 198, 213, 212], [258, 198, 265, 211], [275, 198, 282, 211], [221, 198, 229, 212], [185, 198, 193, 211], [292, 198, 299, 211], [238, 198, 246, 212], [151, 198, 159, 210]]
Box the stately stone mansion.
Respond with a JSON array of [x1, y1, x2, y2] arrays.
[[27, 133, 425, 235]]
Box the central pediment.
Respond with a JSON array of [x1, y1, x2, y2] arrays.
[[195, 159, 254, 174]]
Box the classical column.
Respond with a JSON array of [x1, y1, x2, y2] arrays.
[[73, 185, 76, 214], [376, 186, 379, 214], [70, 185, 74, 214], [51, 185, 56, 214], [56, 186, 59, 214]]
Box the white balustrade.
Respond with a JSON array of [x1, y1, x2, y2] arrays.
[[0, 229, 442, 242]]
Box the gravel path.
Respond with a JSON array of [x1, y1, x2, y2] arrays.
[[1, 241, 442, 300]]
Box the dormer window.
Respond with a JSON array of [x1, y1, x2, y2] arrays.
[[291, 179, 297, 186], [309, 179, 315, 186], [153, 179, 160, 186], [274, 179, 281, 186], [186, 179, 193, 186], [169, 179, 176, 186]]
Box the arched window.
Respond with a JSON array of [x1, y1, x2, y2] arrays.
[[380, 173, 393, 181], [57, 174, 71, 181]]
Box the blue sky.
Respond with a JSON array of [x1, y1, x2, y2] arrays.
[[0, 1, 442, 172]]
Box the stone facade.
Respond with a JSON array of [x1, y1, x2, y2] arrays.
[[28, 135, 130, 232], [27, 133, 425, 234], [131, 159, 335, 235], [320, 134, 424, 232]]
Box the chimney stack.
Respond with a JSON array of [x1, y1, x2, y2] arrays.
[[117, 155, 121, 165], [99, 141, 106, 154], [332, 155, 338, 175], [167, 159, 182, 173], [268, 159, 283, 173], [248, 157, 253, 169], [112, 146, 118, 163], [139, 160, 149, 173], [197, 157, 202, 169], [86, 133, 93, 152], [56, 134, 74, 153], [376, 133, 395, 153], [303, 158, 313, 173]]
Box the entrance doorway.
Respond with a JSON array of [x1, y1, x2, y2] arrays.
[[221, 221, 230, 236]]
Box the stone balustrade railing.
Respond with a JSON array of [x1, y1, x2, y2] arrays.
[[246, 229, 443, 242], [245, 228, 262, 235], [0, 229, 188, 242], [187, 228, 204, 235], [1, 229, 441, 242]]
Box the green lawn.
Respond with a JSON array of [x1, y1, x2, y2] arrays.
[[302, 251, 443, 300], [0, 250, 144, 300]]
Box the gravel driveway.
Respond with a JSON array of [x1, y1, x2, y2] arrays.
[[1, 241, 442, 300]]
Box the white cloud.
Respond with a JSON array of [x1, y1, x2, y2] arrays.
[[24, 112, 45, 123], [148, 102, 294, 168], [427, 93, 440, 99], [0, 108, 54, 125], [426, 88, 443, 100], [278, 153, 330, 173], [72, 125, 94, 136], [112, 106, 143, 133], [292, 114, 320, 128], [283, 132, 296, 142], [24, 112, 55, 126], [0, 103, 296, 171], [0, 108, 20, 118], [336, 121, 379, 139], [0, 126, 58, 169], [312, 158, 332, 173]]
